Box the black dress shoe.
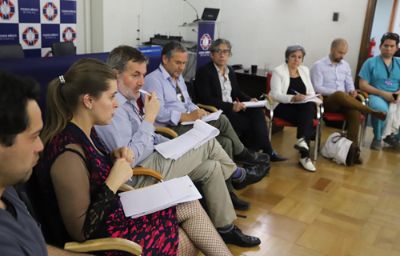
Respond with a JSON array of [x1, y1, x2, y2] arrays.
[[230, 192, 250, 211], [232, 164, 269, 190], [219, 225, 261, 247], [255, 151, 270, 162], [234, 148, 267, 166], [270, 153, 288, 162]]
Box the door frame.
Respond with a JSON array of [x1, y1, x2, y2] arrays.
[[355, 0, 377, 86]]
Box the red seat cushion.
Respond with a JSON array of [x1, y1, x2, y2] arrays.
[[323, 112, 365, 122], [273, 118, 319, 127]]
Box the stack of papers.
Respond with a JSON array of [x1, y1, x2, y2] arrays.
[[181, 110, 223, 125], [119, 176, 202, 218], [155, 120, 220, 160], [242, 100, 267, 108], [293, 94, 322, 104]]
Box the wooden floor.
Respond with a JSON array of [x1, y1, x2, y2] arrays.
[[227, 126, 400, 256]]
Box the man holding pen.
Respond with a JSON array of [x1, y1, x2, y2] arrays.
[[144, 41, 274, 167]]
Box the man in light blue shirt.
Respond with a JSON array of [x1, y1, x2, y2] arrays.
[[144, 41, 270, 169], [311, 38, 385, 151], [95, 45, 262, 247], [359, 33, 400, 150]]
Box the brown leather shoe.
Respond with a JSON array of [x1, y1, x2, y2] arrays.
[[355, 156, 363, 165]]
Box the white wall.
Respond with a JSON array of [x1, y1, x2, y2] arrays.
[[79, 0, 369, 76], [371, 0, 394, 56], [76, 0, 87, 54], [218, 0, 367, 76]]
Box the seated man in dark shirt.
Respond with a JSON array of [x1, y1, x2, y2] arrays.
[[0, 72, 87, 256], [195, 38, 286, 162]]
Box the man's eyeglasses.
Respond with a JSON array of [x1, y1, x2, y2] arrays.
[[212, 49, 231, 55]]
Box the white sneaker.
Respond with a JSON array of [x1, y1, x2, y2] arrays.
[[299, 157, 316, 172], [294, 138, 309, 152]]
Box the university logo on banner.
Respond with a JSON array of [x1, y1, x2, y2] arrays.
[[40, 0, 60, 24], [60, 23, 76, 43], [0, 0, 19, 23], [199, 33, 212, 51], [19, 23, 41, 49]]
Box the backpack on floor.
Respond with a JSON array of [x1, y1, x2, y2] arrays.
[[321, 132, 360, 166]]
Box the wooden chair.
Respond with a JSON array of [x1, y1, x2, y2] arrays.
[[18, 167, 163, 255], [265, 72, 322, 161], [63, 167, 163, 255]]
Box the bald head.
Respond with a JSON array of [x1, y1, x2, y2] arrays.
[[331, 38, 348, 49], [330, 38, 348, 63]]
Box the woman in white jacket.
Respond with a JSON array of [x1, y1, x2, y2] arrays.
[[270, 45, 317, 171]]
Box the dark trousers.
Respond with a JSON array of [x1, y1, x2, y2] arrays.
[[225, 108, 273, 155], [274, 102, 316, 141], [323, 91, 374, 144]]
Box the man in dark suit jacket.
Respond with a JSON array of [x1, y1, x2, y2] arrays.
[[195, 38, 286, 162]]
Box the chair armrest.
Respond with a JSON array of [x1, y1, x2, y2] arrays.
[[314, 102, 323, 119], [119, 167, 163, 192], [64, 237, 142, 255], [356, 90, 368, 104], [357, 90, 368, 98], [263, 94, 275, 119], [355, 90, 368, 104], [132, 167, 163, 182], [155, 127, 178, 138], [118, 184, 135, 192], [197, 104, 218, 113]]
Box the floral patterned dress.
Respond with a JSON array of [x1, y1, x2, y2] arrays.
[[34, 123, 179, 255]]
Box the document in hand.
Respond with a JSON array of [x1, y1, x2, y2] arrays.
[[155, 120, 220, 160], [293, 94, 322, 104], [181, 109, 223, 125], [119, 176, 202, 219], [242, 100, 267, 108]]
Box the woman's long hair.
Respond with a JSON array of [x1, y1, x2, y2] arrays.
[[41, 58, 116, 145]]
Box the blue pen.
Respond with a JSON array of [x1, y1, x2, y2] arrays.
[[289, 89, 300, 95]]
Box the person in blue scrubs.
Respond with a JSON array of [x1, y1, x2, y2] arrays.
[[359, 32, 400, 150]]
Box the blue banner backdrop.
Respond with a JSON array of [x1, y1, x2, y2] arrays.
[[0, 0, 76, 57], [196, 21, 215, 68]]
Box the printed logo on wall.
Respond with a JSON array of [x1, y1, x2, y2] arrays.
[[0, 0, 18, 23], [22, 26, 38, 45], [61, 25, 75, 42], [42, 2, 57, 21], [0, 0, 15, 20], [0, 0, 76, 57], [19, 23, 40, 48], [40, 0, 59, 24], [200, 33, 212, 51]]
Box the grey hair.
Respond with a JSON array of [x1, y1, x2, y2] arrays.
[[107, 45, 148, 72], [285, 45, 306, 63], [210, 38, 232, 52], [162, 41, 187, 59]]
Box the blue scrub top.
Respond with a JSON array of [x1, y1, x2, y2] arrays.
[[359, 55, 400, 92]]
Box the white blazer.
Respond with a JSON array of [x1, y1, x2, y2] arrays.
[[269, 63, 315, 109]]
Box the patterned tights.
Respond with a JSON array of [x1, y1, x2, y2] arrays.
[[176, 201, 232, 256]]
